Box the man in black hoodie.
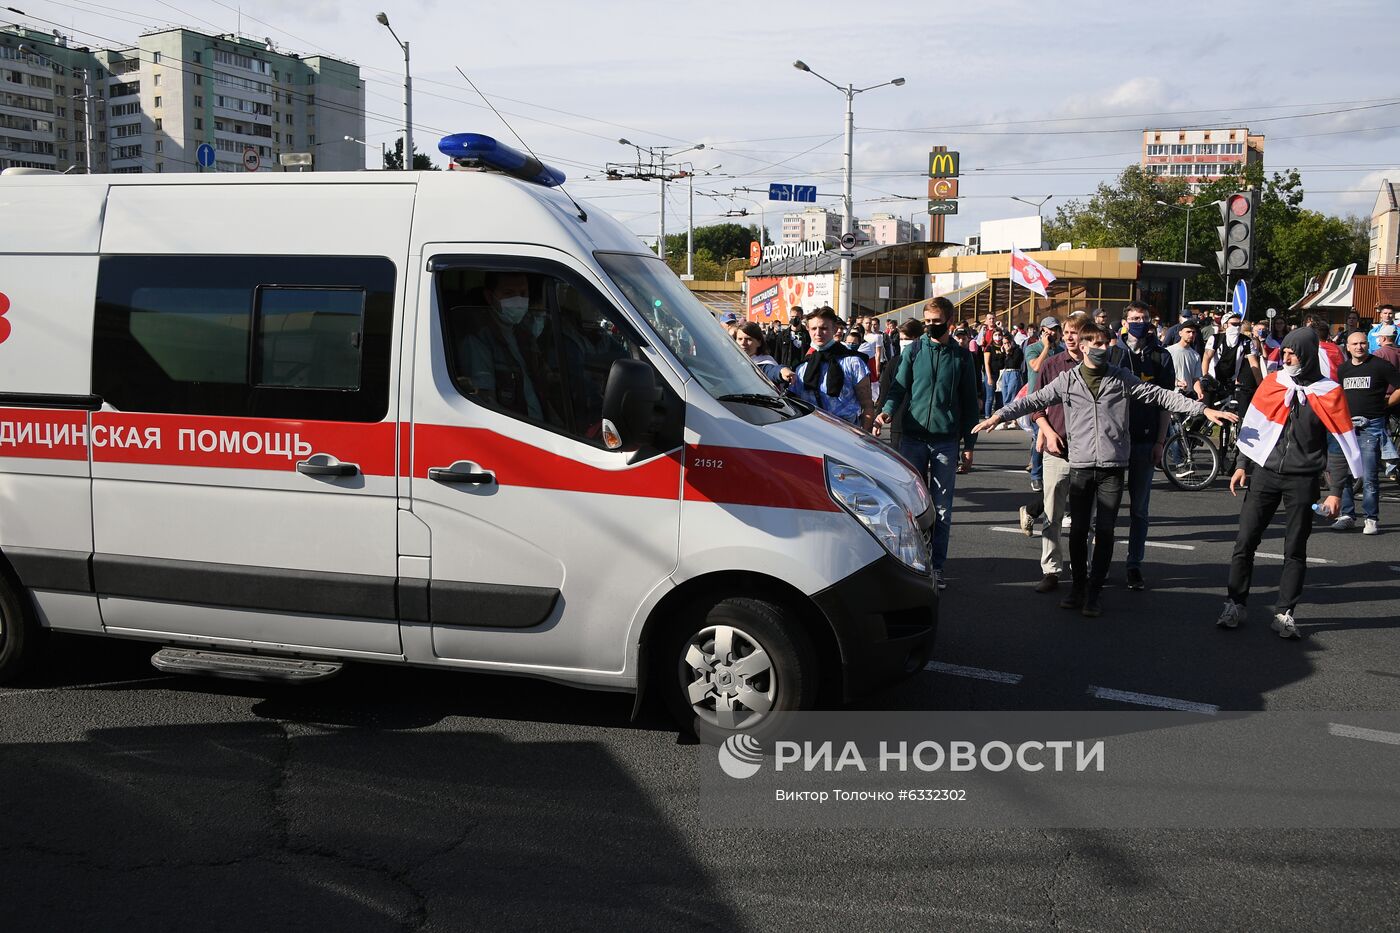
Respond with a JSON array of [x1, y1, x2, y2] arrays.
[[1218, 328, 1344, 638]]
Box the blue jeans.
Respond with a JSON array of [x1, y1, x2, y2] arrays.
[[1030, 421, 1044, 482], [900, 437, 959, 571], [998, 370, 1022, 409], [1126, 442, 1156, 571], [1337, 419, 1385, 521]]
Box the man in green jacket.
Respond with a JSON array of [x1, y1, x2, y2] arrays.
[[875, 296, 980, 591]]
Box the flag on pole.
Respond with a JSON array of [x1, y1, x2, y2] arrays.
[[1236, 370, 1361, 477], [1009, 246, 1056, 298]]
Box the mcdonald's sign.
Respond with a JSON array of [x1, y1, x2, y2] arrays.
[[928, 150, 960, 178], [928, 177, 959, 199]]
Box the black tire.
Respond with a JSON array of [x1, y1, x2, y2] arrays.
[[0, 567, 43, 684], [1163, 432, 1220, 491], [660, 596, 819, 740]]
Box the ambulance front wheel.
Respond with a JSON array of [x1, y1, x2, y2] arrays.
[[0, 567, 43, 684], [664, 596, 818, 738]]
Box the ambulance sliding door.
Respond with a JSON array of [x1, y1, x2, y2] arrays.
[[88, 183, 414, 655]]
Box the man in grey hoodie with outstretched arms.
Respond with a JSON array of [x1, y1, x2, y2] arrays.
[[973, 323, 1239, 618]]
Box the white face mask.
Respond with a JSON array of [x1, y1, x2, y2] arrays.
[[899, 338, 914, 351], [528, 312, 546, 338], [1226, 325, 1241, 338], [1283, 362, 1303, 378], [495, 295, 530, 325]]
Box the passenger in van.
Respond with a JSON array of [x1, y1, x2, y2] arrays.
[[456, 271, 548, 422], [789, 306, 875, 429]]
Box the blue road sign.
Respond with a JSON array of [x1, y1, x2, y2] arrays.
[[1232, 279, 1249, 318], [196, 143, 216, 168], [768, 183, 793, 201], [793, 185, 816, 203]]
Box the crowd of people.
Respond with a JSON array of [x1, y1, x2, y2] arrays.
[[724, 298, 1400, 632]]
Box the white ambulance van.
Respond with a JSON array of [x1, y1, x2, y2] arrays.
[[0, 134, 936, 733]]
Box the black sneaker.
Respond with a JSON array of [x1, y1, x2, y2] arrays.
[[1082, 590, 1103, 618], [1030, 479, 1043, 492], [1126, 567, 1145, 591], [1059, 589, 1084, 610]]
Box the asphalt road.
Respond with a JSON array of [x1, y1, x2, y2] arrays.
[[3, 431, 1398, 932]]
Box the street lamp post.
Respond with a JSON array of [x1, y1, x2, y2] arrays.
[[375, 13, 412, 171], [345, 135, 389, 170], [676, 162, 722, 279], [793, 61, 905, 321], [1009, 195, 1053, 244], [1156, 198, 1199, 315]]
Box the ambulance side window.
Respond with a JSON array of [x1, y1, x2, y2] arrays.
[[436, 263, 642, 447], [94, 255, 395, 422]]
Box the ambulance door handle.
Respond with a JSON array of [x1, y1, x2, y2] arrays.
[[296, 454, 360, 477], [428, 461, 495, 485]]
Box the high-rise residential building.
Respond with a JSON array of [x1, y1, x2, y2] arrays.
[[1140, 128, 1264, 192], [781, 206, 847, 244], [1, 24, 364, 174], [858, 212, 922, 246]]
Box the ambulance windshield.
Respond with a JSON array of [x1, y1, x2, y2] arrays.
[[596, 252, 786, 405]]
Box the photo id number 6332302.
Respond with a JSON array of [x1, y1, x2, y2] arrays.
[[692, 458, 724, 469]]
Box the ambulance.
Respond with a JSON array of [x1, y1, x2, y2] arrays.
[[0, 134, 937, 734]]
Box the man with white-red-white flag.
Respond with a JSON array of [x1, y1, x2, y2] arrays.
[[1217, 328, 1361, 639], [1010, 247, 1056, 298]]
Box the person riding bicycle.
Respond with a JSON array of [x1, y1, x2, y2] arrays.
[[1202, 310, 1262, 405]]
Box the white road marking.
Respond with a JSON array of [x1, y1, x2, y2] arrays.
[[0, 675, 177, 699], [925, 661, 1023, 685], [1255, 553, 1332, 564], [1327, 723, 1400, 746], [988, 527, 1195, 550], [1086, 685, 1219, 714]]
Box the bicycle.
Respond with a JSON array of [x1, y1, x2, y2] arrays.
[[1161, 385, 1242, 491]]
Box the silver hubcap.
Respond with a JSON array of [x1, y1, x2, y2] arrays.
[[680, 624, 776, 730]]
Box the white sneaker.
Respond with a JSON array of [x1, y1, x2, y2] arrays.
[[1018, 505, 1036, 536], [933, 570, 947, 591], [1271, 610, 1301, 639], [1364, 518, 1380, 535], [1062, 514, 1072, 529], [1332, 515, 1356, 531], [1216, 600, 1244, 629]]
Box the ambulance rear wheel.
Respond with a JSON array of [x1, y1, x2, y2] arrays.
[[0, 569, 42, 684], [664, 596, 818, 739]]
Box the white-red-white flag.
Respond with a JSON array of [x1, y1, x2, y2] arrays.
[[1010, 246, 1056, 298]]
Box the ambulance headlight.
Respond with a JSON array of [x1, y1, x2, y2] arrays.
[[826, 460, 930, 575]]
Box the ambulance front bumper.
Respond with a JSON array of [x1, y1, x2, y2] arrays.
[[811, 552, 939, 701]]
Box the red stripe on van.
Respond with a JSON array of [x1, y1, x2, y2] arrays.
[[91, 413, 397, 475], [0, 408, 87, 461], [682, 444, 838, 512], [413, 424, 683, 499]]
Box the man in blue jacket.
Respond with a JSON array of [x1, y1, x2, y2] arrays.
[[876, 297, 980, 592]]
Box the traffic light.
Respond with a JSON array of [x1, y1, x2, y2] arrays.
[[1216, 191, 1256, 275]]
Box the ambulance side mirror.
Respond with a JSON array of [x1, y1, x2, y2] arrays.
[[601, 359, 662, 452]]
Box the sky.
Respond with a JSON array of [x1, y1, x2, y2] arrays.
[[14, 0, 1400, 248]]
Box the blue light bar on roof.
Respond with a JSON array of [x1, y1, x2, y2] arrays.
[[438, 133, 567, 187]]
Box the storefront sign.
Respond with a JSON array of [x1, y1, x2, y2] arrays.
[[746, 274, 836, 323]]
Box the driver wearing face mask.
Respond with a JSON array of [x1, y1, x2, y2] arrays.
[[457, 270, 547, 421]]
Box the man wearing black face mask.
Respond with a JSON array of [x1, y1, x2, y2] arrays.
[[1114, 300, 1177, 590], [976, 323, 1238, 617]]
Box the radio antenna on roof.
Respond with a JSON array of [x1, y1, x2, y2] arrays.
[[454, 66, 587, 222]]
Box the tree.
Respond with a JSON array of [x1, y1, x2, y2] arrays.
[[1044, 163, 1368, 315], [660, 222, 763, 277], [384, 138, 438, 171]]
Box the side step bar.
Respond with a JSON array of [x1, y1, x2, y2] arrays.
[[151, 647, 342, 684]]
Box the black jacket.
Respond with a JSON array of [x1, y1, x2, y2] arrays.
[[1111, 334, 1176, 444]]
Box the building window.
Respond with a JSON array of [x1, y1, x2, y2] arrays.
[[194, 95, 202, 107], [153, 72, 161, 86], [308, 134, 315, 145], [192, 51, 201, 64], [152, 52, 161, 64], [155, 140, 163, 153], [194, 74, 202, 86], [194, 117, 202, 130], [153, 96, 161, 108], [154, 117, 162, 130], [307, 94, 314, 106]]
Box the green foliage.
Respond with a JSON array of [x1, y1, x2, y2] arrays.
[[660, 222, 763, 278], [383, 138, 438, 171], [1044, 163, 1369, 316]]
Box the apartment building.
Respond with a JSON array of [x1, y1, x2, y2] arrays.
[[858, 212, 923, 246], [1, 24, 364, 174], [1140, 128, 1264, 191], [780, 206, 847, 244]]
